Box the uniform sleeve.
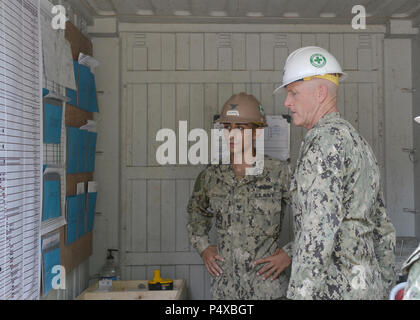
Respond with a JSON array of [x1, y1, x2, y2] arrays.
[[372, 190, 396, 294], [186, 169, 213, 255], [402, 245, 420, 299], [282, 241, 294, 258], [279, 162, 294, 258], [287, 139, 345, 300], [280, 162, 292, 207], [404, 260, 420, 300]]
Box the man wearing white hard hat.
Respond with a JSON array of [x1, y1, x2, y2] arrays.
[[272, 46, 396, 299]]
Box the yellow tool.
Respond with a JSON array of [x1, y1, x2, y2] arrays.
[[148, 269, 174, 291]]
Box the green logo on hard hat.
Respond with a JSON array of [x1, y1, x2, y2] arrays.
[[258, 104, 265, 116], [310, 53, 326, 68]]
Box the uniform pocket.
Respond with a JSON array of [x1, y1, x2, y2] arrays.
[[248, 192, 282, 235], [209, 196, 224, 213], [209, 196, 230, 230]]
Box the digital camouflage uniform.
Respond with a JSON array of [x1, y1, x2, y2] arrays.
[[402, 244, 420, 300], [286, 112, 396, 300], [187, 156, 291, 300]]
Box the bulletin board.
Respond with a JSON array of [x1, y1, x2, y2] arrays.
[[59, 21, 94, 274]]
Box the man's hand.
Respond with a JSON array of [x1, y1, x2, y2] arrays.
[[201, 245, 224, 277], [254, 248, 291, 281]]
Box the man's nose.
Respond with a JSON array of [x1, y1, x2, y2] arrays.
[[229, 129, 242, 141], [284, 96, 292, 109]]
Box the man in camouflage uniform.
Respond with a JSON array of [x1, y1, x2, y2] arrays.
[[187, 93, 291, 299], [402, 244, 420, 299], [273, 46, 396, 300]]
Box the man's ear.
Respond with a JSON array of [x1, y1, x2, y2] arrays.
[[318, 84, 329, 103]]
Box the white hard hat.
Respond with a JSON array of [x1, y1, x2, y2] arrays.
[[273, 46, 347, 94]]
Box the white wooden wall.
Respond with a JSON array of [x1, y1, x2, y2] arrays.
[[117, 26, 385, 299], [412, 33, 420, 239], [384, 38, 416, 237], [88, 38, 121, 279]]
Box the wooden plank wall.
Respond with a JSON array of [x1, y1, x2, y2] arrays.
[[118, 30, 384, 299]]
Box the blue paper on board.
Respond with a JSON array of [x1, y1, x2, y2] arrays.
[[78, 64, 91, 111], [79, 130, 88, 173], [87, 132, 97, 172], [43, 247, 60, 296], [87, 192, 97, 232], [66, 195, 79, 245], [66, 194, 87, 243], [43, 88, 49, 97], [42, 180, 60, 222], [66, 88, 77, 107], [77, 194, 86, 238], [66, 220, 77, 245], [44, 104, 62, 144]]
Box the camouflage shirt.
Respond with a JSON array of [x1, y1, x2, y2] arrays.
[[402, 244, 420, 300], [187, 156, 291, 300], [287, 112, 396, 300]]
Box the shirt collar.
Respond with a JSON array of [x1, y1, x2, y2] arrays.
[[217, 155, 271, 186], [313, 111, 341, 129]]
